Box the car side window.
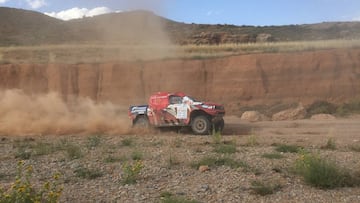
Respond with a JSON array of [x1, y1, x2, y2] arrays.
[[169, 96, 182, 104]]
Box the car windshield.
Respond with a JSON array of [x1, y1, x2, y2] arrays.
[[184, 96, 200, 102]]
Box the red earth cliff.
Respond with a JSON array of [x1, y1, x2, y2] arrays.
[[0, 48, 359, 115]]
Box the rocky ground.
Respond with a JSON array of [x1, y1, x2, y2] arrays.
[[1, 116, 360, 203]]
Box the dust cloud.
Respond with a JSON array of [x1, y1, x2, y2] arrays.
[[0, 1, 176, 136], [95, 0, 178, 60], [0, 89, 131, 136]]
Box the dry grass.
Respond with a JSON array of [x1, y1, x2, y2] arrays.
[[1, 39, 360, 64]]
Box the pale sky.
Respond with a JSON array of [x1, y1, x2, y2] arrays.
[[1, 0, 360, 25]]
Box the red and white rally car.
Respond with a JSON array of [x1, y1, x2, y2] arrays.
[[128, 92, 225, 135]]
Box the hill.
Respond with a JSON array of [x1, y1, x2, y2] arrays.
[[1, 7, 360, 46], [0, 7, 71, 45]]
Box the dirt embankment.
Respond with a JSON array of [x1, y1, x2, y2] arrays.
[[1, 48, 360, 115]]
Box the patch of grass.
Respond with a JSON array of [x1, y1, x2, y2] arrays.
[[149, 139, 165, 147], [245, 134, 259, 147], [294, 153, 360, 189], [121, 160, 144, 185], [321, 138, 337, 150], [262, 153, 285, 159], [14, 140, 57, 159], [211, 128, 222, 144], [213, 143, 237, 154], [3, 40, 360, 64], [131, 150, 143, 160], [121, 138, 134, 147], [74, 167, 103, 180], [33, 141, 55, 156], [336, 99, 360, 116], [13, 139, 34, 160], [272, 167, 282, 173], [168, 152, 180, 168], [275, 144, 302, 153], [86, 135, 102, 149], [191, 156, 248, 169], [171, 137, 183, 148], [160, 191, 173, 199], [14, 147, 32, 160], [251, 181, 282, 196], [13, 138, 35, 147], [349, 144, 360, 152], [104, 155, 126, 163], [307, 101, 337, 117], [57, 140, 83, 160], [0, 173, 7, 180], [160, 191, 199, 203], [0, 161, 63, 202]]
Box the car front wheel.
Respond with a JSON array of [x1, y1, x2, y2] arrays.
[[191, 115, 210, 135], [214, 118, 225, 132]]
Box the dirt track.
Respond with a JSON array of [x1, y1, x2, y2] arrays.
[[224, 115, 360, 147]]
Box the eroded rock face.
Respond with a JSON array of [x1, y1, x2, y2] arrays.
[[0, 48, 360, 115], [272, 104, 307, 121]]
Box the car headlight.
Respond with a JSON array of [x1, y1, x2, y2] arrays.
[[201, 105, 215, 109]]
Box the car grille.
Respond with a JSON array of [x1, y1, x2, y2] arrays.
[[215, 105, 224, 110]]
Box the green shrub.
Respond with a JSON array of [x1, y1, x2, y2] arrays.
[[121, 160, 144, 185], [245, 134, 259, 146], [294, 153, 359, 189], [74, 167, 103, 180], [336, 99, 360, 116], [121, 138, 134, 147], [55, 139, 83, 160], [321, 138, 336, 150], [213, 144, 237, 154], [262, 153, 284, 159], [131, 150, 143, 160], [14, 147, 32, 160], [211, 128, 222, 144], [307, 101, 337, 116], [250, 181, 282, 196], [275, 144, 301, 153], [349, 144, 360, 152], [0, 161, 63, 202], [61, 143, 83, 160], [33, 142, 55, 156], [14, 141, 57, 159], [0, 173, 6, 180], [86, 135, 102, 149]]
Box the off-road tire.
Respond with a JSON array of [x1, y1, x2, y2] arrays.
[[191, 115, 211, 135], [213, 118, 225, 132], [133, 116, 149, 128]]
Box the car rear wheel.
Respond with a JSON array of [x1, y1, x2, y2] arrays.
[[133, 116, 149, 128], [191, 115, 210, 135]]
